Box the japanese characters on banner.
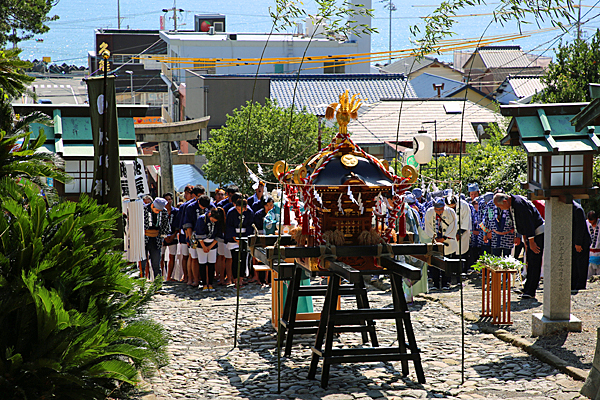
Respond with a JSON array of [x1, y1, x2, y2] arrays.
[[120, 158, 150, 199], [85, 74, 123, 238]]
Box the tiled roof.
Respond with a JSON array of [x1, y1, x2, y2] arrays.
[[380, 56, 437, 75], [506, 75, 545, 99], [470, 46, 533, 69], [496, 75, 546, 104], [348, 98, 500, 145], [270, 74, 417, 115], [408, 73, 466, 99], [490, 67, 544, 89]]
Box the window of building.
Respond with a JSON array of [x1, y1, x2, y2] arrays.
[[112, 54, 130, 64], [550, 154, 584, 186], [324, 61, 345, 74], [64, 160, 94, 193], [532, 155, 542, 185]]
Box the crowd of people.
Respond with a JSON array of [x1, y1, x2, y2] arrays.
[[136, 179, 599, 298], [404, 182, 596, 299], [139, 181, 276, 290]]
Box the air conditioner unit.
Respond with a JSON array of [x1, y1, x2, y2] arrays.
[[213, 21, 224, 32], [208, 26, 215, 35]]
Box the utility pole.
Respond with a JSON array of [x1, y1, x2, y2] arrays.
[[381, 0, 396, 64], [118, 0, 121, 29], [162, 0, 184, 31]]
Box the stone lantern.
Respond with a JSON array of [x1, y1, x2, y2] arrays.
[[500, 102, 600, 336]]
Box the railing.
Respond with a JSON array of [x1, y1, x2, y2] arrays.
[[161, 62, 172, 83]]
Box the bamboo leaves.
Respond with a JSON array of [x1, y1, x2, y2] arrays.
[[410, 0, 575, 58]]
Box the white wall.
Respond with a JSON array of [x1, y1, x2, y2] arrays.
[[160, 32, 371, 79]]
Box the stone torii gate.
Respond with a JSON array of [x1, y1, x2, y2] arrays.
[[135, 117, 210, 195]]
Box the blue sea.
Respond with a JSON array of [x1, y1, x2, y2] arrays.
[[18, 0, 594, 67]]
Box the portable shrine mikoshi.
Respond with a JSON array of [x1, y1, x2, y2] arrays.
[[249, 90, 461, 388]]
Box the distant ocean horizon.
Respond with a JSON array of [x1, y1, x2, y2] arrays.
[[18, 0, 590, 68]]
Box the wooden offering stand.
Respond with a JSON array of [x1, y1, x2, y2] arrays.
[[480, 267, 516, 325]]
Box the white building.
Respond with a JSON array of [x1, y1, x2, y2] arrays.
[[159, 0, 372, 121]]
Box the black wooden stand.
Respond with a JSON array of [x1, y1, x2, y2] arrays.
[[306, 262, 426, 388], [280, 263, 377, 356], [249, 237, 461, 389]]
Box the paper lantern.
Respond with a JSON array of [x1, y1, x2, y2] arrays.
[[413, 133, 433, 165]]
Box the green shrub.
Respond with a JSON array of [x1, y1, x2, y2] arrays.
[[0, 180, 168, 399]]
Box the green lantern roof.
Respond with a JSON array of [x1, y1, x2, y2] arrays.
[[500, 103, 600, 155]]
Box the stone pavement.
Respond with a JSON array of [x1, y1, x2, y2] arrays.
[[140, 278, 590, 400], [422, 272, 600, 380]]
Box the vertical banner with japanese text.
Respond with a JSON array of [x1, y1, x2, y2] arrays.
[[86, 75, 124, 238]]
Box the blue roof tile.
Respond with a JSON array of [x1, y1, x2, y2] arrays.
[[268, 74, 417, 115], [409, 73, 466, 99]]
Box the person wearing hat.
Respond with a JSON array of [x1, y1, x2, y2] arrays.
[[424, 197, 458, 290], [411, 188, 426, 227], [412, 188, 423, 202], [479, 192, 495, 255], [405, 194, 421, 224], [445, 194, 472, 273], [482, 195, 515, 258], [467, 183, 480, 201], [142, 197, 170, 279], [468, 197, 483, 268], [404, 194, 422, 243]]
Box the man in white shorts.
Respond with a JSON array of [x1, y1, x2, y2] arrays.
[[175, 185, 194, 283], [183, 193, 211, 287]]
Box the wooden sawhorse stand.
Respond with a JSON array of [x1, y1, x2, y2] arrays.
[[280, 263, 377, 356], [307, 260, 426, 388]]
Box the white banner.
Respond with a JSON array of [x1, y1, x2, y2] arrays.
[[120, 158, 150, 199]]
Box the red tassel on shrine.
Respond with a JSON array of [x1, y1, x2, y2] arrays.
[[397, 212, 407, 238], [283, 203, 291, 225], [302, 211, 310, 235]]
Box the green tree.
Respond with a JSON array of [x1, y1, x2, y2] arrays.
[[420, 123, 527, 195], [198, 99, 335, 192], [534, 30, 600, 104], [0, 0, 58, 48], [0, 180, 169, 399], [0, 48, 34, 98]]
